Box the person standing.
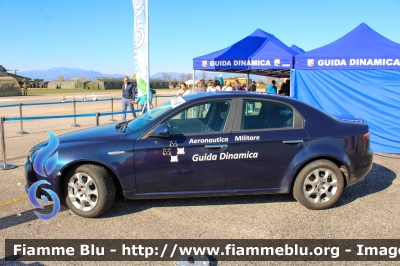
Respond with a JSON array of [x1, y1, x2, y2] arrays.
[[218, 74, 224, 89], [195, 79, 207, 93], [234, 80, 242, 91], [283, 79, 290, 96], [206, 81, 214, 92], [206, 80, 221, 92], [266, 80, 277, 94], [135, 87, 153, 114], [177, 83, 191, 96], [195, 80, 207, 117], [213, 80, 221, 91], [222, 81, 233, 91], [249, 81, 257, 92], [177, 83, 191, 118], [248, 81, 257, 112], [22, 78, 28, 96], [121, 76, 136, 122], [280, 81, 286, 95]]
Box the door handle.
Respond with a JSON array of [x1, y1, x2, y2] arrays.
[[205, 144, 228, 151], [283, 140, 303, 144]]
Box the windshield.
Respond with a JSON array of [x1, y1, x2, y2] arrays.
[[126, 101, 173, 131]]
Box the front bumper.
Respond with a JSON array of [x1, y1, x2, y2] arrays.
[[25, 157, 36, 192], [24, 158, 51, 199]]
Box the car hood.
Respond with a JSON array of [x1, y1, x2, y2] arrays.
[[57, 123, 125, 143]]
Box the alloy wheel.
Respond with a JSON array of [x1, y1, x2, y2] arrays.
[[67, 173, 99, 211], [303, 168, 338, 204]]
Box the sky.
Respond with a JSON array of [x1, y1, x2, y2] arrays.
[[1, 0, 400, 76]]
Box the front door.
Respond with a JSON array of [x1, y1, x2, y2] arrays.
[[134, 99, 235, 193]]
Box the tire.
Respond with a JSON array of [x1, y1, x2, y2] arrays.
[[64, 164, 115, 218], [293, 160, 344, 210]]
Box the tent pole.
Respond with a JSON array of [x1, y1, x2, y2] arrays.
[[192, 69, 195, 93], [246, 72, 249, 89], [146, 0, 150, 112], [289, 70, 293, 97]]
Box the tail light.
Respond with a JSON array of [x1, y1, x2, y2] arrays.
[[363, 131, 370, 141]]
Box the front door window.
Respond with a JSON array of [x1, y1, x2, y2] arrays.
[[165, 100, 232, 135]]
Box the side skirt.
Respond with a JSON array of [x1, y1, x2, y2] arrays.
[[123, 188, 289, 200]]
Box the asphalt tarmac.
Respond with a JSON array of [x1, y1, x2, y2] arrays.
[[0, 91, 399, 266]]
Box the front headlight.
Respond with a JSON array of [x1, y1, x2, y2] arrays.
[[28, 149, 39, 162]]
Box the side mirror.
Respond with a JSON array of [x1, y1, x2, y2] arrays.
[[150, 123, 170, 138]]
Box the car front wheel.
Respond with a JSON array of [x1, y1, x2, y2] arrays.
[[293, 160, 344, 210], [65, 164, 115, 218]]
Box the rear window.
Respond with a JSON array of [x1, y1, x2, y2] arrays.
[[241, 100, 295, 130]]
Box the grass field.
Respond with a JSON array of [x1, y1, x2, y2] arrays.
[[26, 88, 172, 95], [26, 89, 100, 95], [24, 86, 269, 95]]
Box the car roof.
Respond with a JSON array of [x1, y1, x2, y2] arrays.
[[180, 92, 337, 127], [182, 91, 301, 105]]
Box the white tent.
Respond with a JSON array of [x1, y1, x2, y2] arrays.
[[184, 79, 199, 85]]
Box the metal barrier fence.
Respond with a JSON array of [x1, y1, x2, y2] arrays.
[[0, 94, 177, 170], [0, 95, 176, 134]]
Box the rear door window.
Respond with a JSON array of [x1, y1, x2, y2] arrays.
[[241, 100, 294, 130]]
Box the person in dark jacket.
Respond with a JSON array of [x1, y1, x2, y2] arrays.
[[249, 81, 257, 91], [121, 76, 136, 121]]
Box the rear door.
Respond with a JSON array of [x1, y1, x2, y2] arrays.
[[227, 98, 308, 189], [134, 98, 236, 193]]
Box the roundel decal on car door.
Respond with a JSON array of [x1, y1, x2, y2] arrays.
[[163, 141, 185, 163]]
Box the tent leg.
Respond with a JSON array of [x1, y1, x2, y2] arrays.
[[246, 72, 250, 89], [290, 69, 294, 97], [146, 0, 150, 113], [192, 69, 196, 93]]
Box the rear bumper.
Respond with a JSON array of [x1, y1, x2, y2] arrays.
[[347, 150, 373, 187]]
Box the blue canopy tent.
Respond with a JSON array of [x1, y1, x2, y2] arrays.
[[193, 29, 297, 79], [290, 45, 306, 54], [292, 23, 400, 153]]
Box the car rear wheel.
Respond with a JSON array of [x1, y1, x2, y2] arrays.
[[293, 160, 344, 210], [65, 164, 115, 218]]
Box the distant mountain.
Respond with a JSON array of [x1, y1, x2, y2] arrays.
[[150, 72, 183, 80], [18, 68, 272, 82], [18, 67, 126, 81]]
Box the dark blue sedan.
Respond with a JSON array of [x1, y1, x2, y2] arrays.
[[25, 92, 373, 217]]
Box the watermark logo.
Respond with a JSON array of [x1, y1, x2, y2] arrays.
[[33, 130, 59, 177], [28, 131, 60, 220], [28, 180, 60, 220]]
